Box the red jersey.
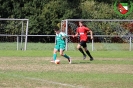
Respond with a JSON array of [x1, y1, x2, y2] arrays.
[[76, 26, 90, 42]]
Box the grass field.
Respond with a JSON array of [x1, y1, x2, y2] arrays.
[[0, 42, 132, 51], [0, 50, 133, 88]]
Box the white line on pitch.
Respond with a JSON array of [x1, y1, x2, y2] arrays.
[[0, 72, 85, 88]]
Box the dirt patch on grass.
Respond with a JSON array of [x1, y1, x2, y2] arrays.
[[0, 57, 133, 74]]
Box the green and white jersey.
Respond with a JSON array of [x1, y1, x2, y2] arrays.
[[55, 32, 67, 45]]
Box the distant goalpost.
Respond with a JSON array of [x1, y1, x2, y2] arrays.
[[0, 18, 29, 50], [61, 19, 133, 51]]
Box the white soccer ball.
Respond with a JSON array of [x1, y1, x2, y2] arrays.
[[55, 59, 60, 64]]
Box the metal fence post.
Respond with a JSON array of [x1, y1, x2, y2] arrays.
[[129, 36, 132, 51]]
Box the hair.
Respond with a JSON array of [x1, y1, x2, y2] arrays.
[[53, 26, 59, 31], [79, 21, 87, 27], [79, 21, 83, 23]]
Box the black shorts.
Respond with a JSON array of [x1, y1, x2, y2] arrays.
[[80, 41, 87, 48]]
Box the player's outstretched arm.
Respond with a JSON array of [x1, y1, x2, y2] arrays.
[[62, 35, 68, 39], [61, 32, 68, 39], [73, 33, 78, 38], [88, 30, 93, 40]]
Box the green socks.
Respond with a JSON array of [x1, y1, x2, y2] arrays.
[[63, 54, 69, 59], [53, 54, 57, 61], [53, 54, 69, 60]]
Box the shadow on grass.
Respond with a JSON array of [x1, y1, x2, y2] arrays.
[[72, 61, 91, 64]]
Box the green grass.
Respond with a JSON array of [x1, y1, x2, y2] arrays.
[[1, 71, 133, 88], [0, 42, 132, 51], [0, 50, 133, 58], [0, 50, 133, 88]]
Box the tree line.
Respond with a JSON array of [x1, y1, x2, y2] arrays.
[[0, 0, 133, 42]]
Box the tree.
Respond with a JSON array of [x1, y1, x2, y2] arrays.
[[0, 0, 132, 42]]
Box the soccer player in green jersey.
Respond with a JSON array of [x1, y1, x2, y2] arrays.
[[51, 26, 71, 64]]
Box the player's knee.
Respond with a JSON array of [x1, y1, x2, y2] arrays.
[[77, 46, 80, 49], [84, 48, 87, 51], [60, 53, 63, 56], [53, 50, 57, 54]]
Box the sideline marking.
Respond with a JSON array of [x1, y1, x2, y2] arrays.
[[0, 72, 85, 88]]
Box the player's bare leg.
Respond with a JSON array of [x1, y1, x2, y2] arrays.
[[77, 44, 86, 60], [60, 49, 71, 64]]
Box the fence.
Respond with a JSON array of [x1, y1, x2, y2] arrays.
[[0, 19, 133, 51], [0, 35, 132, 51], [63, 19, 133, 51], [0, 18, 29, 50]]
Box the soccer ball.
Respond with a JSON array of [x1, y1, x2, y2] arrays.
[[55, 59, 60, 64]]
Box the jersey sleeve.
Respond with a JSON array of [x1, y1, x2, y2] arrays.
[[84, 26, 90, 31], [60, 32, 67, 37]]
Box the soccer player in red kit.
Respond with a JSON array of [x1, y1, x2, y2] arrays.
[[73, 21, 94, 61]]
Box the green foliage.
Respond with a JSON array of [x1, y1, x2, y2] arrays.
[[0, 0, 133, 42]]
